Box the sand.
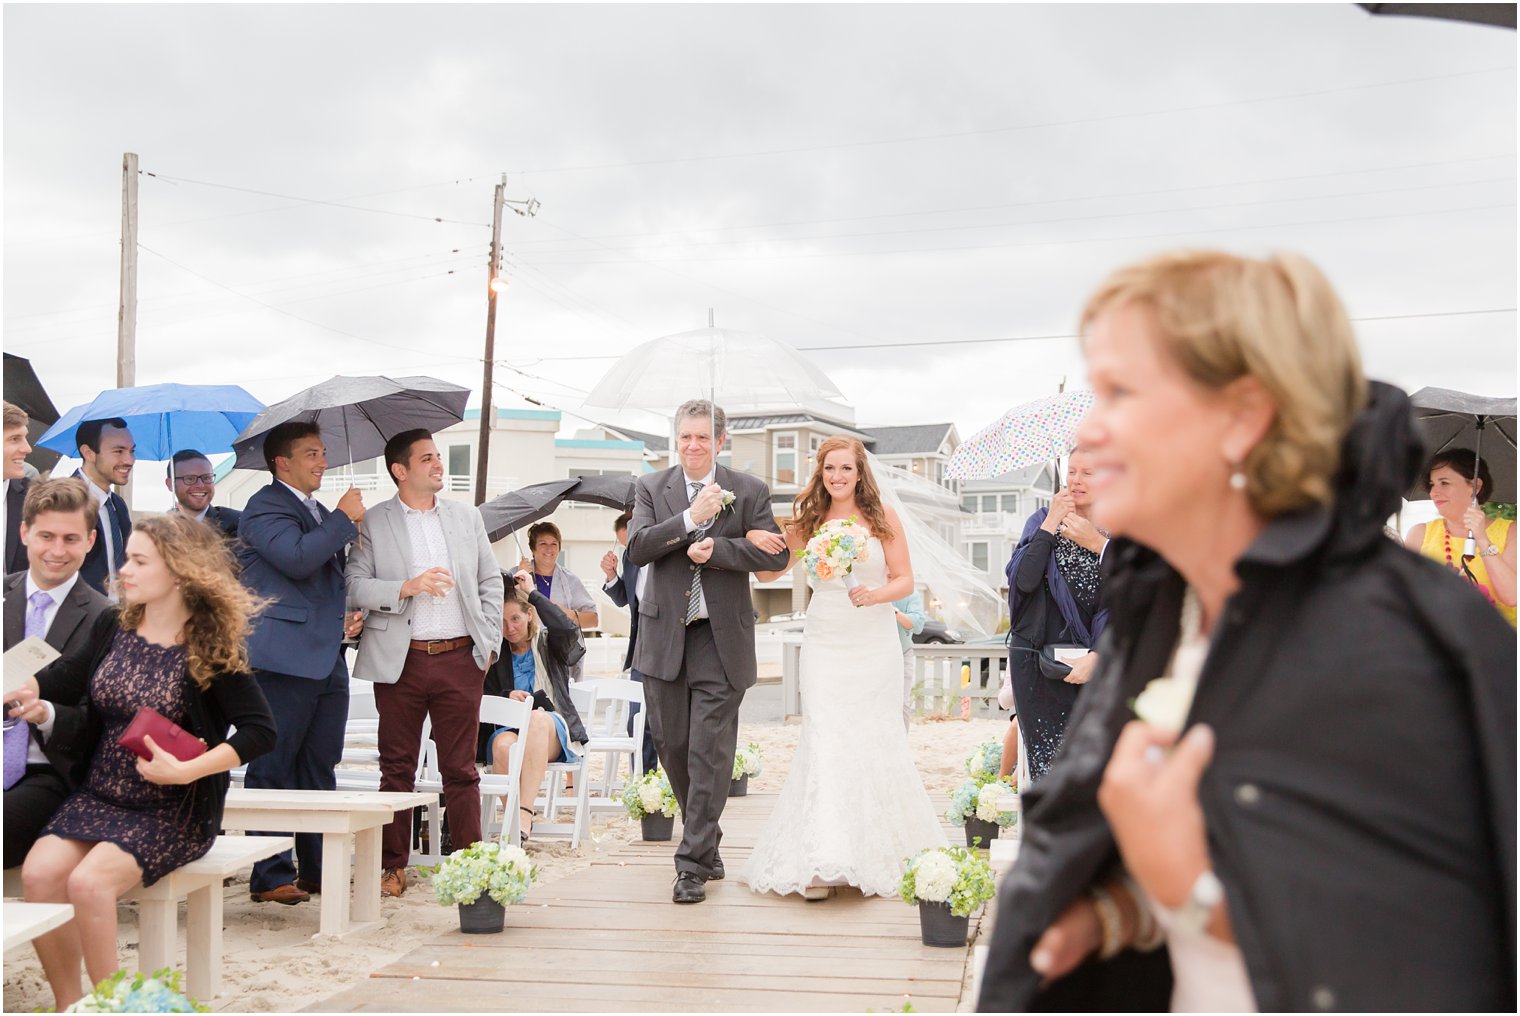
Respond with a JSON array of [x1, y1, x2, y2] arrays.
[[3, 712, 1008, 1013]]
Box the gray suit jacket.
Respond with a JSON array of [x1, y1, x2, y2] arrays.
[[3, 569, 111, 784], [345, 494, 504, 684], [626, 464, 790, 689]]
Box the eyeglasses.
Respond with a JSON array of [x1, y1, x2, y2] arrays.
[[173, 473, 215, 485]]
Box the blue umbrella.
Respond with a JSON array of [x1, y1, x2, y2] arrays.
[[38, 383, 265, 461]]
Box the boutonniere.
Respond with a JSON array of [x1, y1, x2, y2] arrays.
[[719, 489, 737, 514]]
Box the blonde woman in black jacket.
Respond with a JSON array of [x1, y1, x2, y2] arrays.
[[978, 251, 1514, 1013]]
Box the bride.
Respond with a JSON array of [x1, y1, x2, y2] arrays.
[[741, 437, 947, 900]]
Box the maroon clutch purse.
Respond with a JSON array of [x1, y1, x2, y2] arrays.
[[118, 707, 206, 763]]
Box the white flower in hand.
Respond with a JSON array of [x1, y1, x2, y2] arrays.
[[1133, 677, 1193, 736]]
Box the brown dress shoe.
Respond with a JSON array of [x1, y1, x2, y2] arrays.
[[250, 883, 310, 905], [380, 868, 408, 898], [294, 878, 322, 895]]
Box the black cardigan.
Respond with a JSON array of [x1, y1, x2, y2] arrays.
[[36, 610, 278, 840], [477, 588, 588, 761], [977, 383, 1516, 1012]]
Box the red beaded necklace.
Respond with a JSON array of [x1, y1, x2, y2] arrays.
[[1442, 522, 1497, 605]]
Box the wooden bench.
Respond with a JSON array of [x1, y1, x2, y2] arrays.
[[220, 788, 436, 939], [128, 834, 293, 1002], [3, 901, 73, 953]]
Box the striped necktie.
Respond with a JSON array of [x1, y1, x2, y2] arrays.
[[685, 481, 707, 625]]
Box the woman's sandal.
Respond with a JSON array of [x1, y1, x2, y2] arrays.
[[519, 806, 535, 847]]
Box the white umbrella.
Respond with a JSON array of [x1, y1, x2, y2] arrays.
[[582, 326, 845, 442]]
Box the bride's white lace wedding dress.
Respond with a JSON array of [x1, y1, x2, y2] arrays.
[[742, 535, 948, 897]]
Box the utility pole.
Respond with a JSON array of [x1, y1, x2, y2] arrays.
[[117, 152, 139, 506], [473, 178, 539, 506], [474, 177, 506, 507]]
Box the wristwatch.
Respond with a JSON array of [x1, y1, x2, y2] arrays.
[[1161, 869, 1224, 936]]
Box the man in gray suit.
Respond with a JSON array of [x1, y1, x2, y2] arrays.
[[627, 400, 790, 904], [346, 429, 503, 898], [3, 478, 110, 866]]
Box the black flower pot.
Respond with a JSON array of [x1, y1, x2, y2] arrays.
[[729, 774, 749, 797], [964, 817, 1000, 849], [641, 813, 674, 841], [458, 897, 505, 934], [918, 900, 969, 947]]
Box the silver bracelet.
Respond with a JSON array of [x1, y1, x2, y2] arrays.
[[1089, 886, 1125, 961]]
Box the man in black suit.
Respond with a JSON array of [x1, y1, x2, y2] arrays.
[[165, 448, 241, 539], [600, 510, 658, 774], [3, 477, 110, 867], [3, 401, 32, 575], [72, 417, 135, 598]]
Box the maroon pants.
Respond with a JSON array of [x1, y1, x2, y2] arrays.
[[374, 644, 485, 869]]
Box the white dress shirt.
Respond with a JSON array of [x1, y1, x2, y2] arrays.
[[401, 498, 469, 639], [681, 467, 716, 620], [21, 570, 77, 763]]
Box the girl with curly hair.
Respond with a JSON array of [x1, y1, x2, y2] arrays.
[[11, 514, 276, 1010]]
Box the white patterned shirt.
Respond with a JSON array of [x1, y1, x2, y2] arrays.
[[401, 498, 468, 640]]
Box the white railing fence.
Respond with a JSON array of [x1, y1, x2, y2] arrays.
[[781, 638, 1009, 721]]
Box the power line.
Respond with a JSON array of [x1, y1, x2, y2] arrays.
[[506, 66, 1516, 175], [504, 154, 1516, 248], [141, 171, 492, 228], [137, 244, 483, 364], [519, 176, 1515, 257], [520, 201, 1517, 266]]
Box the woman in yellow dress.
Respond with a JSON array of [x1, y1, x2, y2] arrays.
[[1405, 448, 1516, 625]]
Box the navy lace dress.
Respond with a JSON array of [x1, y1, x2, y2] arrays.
[[42, 629, 213, 886]]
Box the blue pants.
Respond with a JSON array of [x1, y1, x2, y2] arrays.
[[627, 669, 660, 775], [245, 659, 349, 892]]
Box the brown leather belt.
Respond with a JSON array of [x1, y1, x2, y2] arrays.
[[408, 636, 472, 655]]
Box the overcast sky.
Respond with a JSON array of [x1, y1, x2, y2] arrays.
[[4, 3, 1514, 459]]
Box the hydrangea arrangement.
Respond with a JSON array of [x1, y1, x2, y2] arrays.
[[430, 840, 537, 908], [622, 767, 679, 819], [945, 740, 1018, 827], [798, 516, 871, 588], [898, 845, 997, 918], [731, 741, 763, 780], [66, 968, 208, 1013]]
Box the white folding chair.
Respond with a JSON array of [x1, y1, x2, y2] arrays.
[[477, 695, 533, 848], [332, 716, 444, 863], [530, 686, 592, 848], [575, 677, 647, 813]]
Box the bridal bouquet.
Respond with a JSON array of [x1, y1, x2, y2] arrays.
[[899, 845, 997, 918], [798, 516, 871, 589], [66, 968, 208, 1013], [430, 840, 538, 908], [622, 767, 679, 820]]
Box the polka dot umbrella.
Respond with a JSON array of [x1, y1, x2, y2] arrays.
[[947, 390, 1096, 481]]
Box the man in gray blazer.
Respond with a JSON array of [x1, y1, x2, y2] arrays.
[[346, 429, 503, 897], [3, 477, 110, 866], [627, 400, 790, 904]]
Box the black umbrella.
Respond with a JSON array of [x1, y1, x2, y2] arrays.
[[1356, 4, 1517, 29], [478, 475, 637, 544], [1405, 386, 1517, 507], [3, 353, 63, 473], [232, 374, 470, 470]]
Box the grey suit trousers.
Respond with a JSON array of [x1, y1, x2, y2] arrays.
[[641, 620, 740, 877]]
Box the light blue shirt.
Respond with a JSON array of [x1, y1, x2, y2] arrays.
[[892, 591, 929, 652]]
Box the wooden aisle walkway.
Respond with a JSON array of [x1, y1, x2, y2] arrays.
[[312, 793, 980, 1012]]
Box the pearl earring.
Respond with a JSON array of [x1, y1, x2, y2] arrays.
[[1228, 464, 1247, 491]]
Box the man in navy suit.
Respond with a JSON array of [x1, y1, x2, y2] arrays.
[[237, 421, 366, 905], [165, 448, 242, 539], [600, 510, 658, 774], [72, 417, 134, 598], [4, 401, 32, 575]]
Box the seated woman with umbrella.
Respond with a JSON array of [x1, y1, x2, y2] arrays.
[[1405, 448, 1516, 625]]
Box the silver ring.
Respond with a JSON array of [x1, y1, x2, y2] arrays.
[[1143, 745, 1165, 766]]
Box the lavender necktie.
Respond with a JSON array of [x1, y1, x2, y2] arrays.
[[25, 590, 53, 640]]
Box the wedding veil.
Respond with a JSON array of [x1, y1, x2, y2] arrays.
[[866, 451, 1007, 639]]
